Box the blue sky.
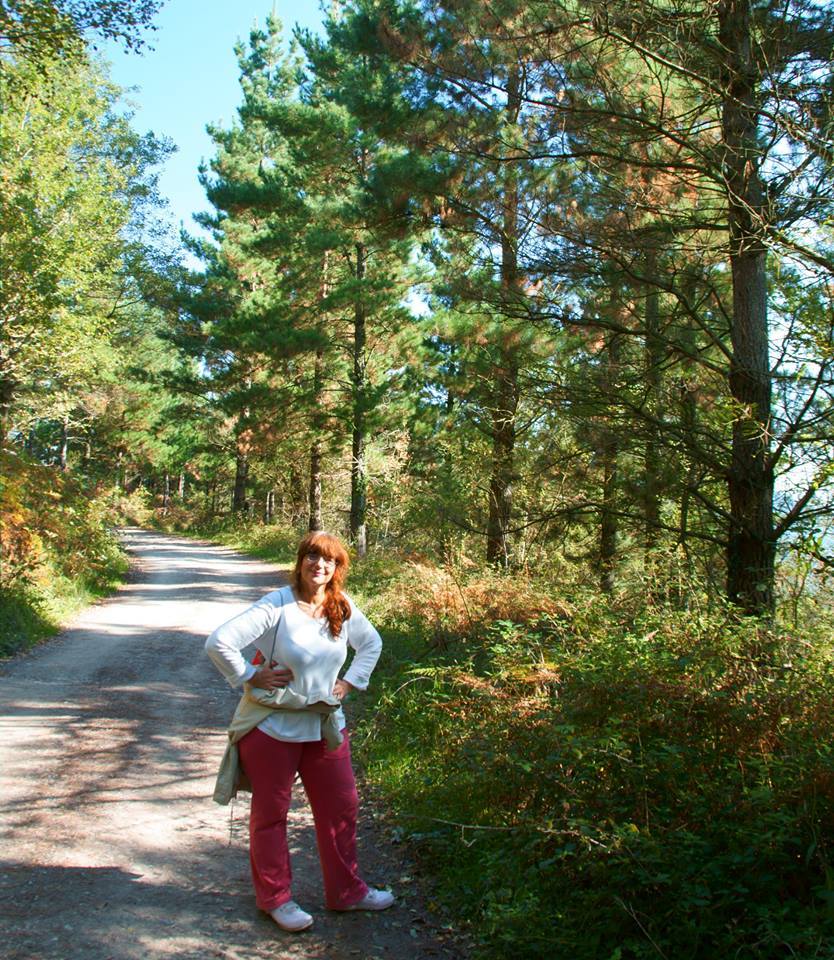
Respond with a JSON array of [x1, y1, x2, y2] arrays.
[[104, 0, 325, 237]]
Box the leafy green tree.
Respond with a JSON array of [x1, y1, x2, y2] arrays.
[[319, 0, 573, 564], [551, 0, 834, 613], [0, 0, 162, 68], [181, 17, 328, 519], [0, 51, 170, 446], [293, 14, 424, 553], [382, 0, 834, 610], [190, 13, 421, 546]]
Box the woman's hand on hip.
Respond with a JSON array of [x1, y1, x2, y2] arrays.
[[250, 666, 294, 690], [333, 679, 354, 700]]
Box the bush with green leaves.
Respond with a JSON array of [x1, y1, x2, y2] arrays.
[[0, 452, 127, 655], [348, 560, 834, 960]]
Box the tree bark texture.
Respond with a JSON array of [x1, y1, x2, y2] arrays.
[[643, 247, 662, 552], [59, 418, 69, 472], [309, 253, 330, 533], [600, 332, 621, 592], [308, 351, 324, 533], [350, 241, 368, 556], [0, 373, 14, 448], [487, 362, 519, 567], [486, 64, 522, 567], [288, 462, 306, 526], [719, 0, 775, 614], [232, 448, 249, 513], [676, 274, 700, 554]]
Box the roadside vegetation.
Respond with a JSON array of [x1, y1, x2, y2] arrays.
[[348, 564, 834, 960], [5, 0, 834, 956], [165, 514, 834, 960], [6, 485, 834, 955], [0, 452, 130, 657]]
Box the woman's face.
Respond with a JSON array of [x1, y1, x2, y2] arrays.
[[299, 549, 337, 594]]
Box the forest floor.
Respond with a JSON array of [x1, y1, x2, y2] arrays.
[[0, 528, 465, 960]]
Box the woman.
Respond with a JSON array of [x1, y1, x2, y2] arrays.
[[205, 530, 394, 932]]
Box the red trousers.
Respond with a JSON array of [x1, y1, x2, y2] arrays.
[[237, 726, 369, 911]]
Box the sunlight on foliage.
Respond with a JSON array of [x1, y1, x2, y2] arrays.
[[343, 550, 834, 960], [0, 452, 127, 655]]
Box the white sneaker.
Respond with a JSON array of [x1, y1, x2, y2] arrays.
[[342, 888, 395, 911], [269, 900, 313, 931]]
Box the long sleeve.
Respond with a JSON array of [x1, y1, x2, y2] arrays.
[[205, 589, 284, 688], [342, 598, 382, 691]]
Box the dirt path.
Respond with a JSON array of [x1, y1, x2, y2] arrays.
[[0, 529, 461, 960]]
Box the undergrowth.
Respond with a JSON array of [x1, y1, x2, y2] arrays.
[[0, 452, 128, 656], [344, 552, 834, 960], [152, 509, 299, 565], [7, 476, 830, 955], [172, 518, 834, 958]]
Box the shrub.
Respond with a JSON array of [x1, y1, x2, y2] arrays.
[[0, 583, 55, 657], [101, 486, 153, 527], [348, 557, 834, 960], [0, 452, 128, 655]]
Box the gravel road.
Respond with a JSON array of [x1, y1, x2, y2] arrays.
[[0, 528, 461, 960]]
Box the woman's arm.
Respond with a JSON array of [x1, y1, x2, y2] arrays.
[[205, 590, 285, 688], [341, 599, 383, 691]]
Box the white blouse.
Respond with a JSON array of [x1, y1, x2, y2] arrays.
[[205, 585, 383, 742]]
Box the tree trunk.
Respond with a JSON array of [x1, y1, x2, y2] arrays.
[[0, 374, 14, 449], [265, 489, 275, 524], [600, 331, 621, 592], [289, 462, 306, 527], [177, 472, 185, 500], [59, 418, 69, 472], [487, 362, 519, 566], [162, 472, 171, 514], [719, 0, 775, 615], [309, 356, 324, 534], [309, 252, 330, 533], [643, 246, 662, 552], [350, 241, 368, 556], [233, 448, 249, 513], [678, 380, 698, 551], [486, 64, 522, 567], [677, 278, 699, 559]]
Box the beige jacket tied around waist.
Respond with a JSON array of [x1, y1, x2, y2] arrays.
[[213, 683, 343, 805]]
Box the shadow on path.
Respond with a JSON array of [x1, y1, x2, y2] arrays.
[[0, 529, 464, 960]]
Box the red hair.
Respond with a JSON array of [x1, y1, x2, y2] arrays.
[[291, 531, 352, 637]]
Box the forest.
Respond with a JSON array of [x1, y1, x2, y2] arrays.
[[2, 0, 834, 956]]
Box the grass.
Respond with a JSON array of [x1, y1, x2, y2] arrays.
[[0, 555, 128, 658]]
